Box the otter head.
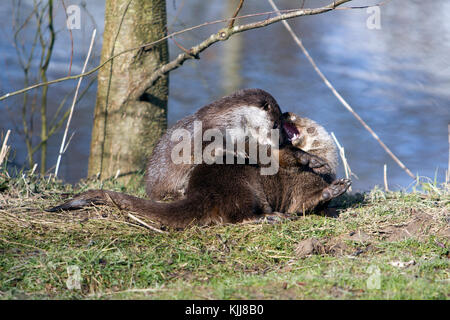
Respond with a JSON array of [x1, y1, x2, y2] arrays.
[[281, 112, 306, 148], [282, 111, 338, 173], [282, 112, 327, 151]]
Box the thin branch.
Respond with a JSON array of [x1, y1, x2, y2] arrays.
[[267, 0, 416, 181], [127, 0, 352, 101], [447, 123, 450, 184], [0, 2, 352, 103], [127, 213, 168, 234], [384, 164, 389, 191], [29, 77, 96, 157], [335, 0, 393, 10], [12, 0, 41, 168], [227, 0, 245, 29], [170, 35, 192, 55], [50, 76, 97, 128], [104, 192, 167, 234], [0, 130, 11, 167], [331, 132, 353, 192], [36, 0, 56, 175], [54, 29, 96, 177]]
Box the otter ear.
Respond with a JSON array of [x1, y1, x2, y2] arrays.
[[262, 102, 272, 112]]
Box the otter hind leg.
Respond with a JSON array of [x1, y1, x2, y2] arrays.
[[321, 179, 352, 201]]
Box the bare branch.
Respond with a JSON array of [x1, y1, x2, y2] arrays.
[[0, 1, 353, 103], [227, 0, 245, 29], [267, 0, 416, 181], [54, 29, 97, 177], [335, 0, 393, 10], [0, 130, 11, 167], [447, 123, 450, 184], [127, 0, 352, 102]]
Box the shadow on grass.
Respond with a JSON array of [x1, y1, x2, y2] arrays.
[[321, 192, 367, 218]]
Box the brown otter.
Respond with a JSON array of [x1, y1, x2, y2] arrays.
[[270, 112, 345, 214], [144, 88, 329, 201], [48, 110, 350, 229]]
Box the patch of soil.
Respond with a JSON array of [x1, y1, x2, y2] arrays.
[[295, 238, 326, 258], [295, 231, 377, 258], [295, 211, 449, 259], [341, 230, 371, 243], [294, 235, 373, 258], [379, 212, 449, 242], [323, 238, 352, 256], [294, 210, 450, 259]]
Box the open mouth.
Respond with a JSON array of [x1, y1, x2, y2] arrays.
[[282, 122, 300, 142]]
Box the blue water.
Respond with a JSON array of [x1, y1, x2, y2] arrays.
[[0, 0, 449, 192]]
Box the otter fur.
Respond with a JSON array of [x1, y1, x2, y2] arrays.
[[48, 108, 350, 229], [145, 88, 284, 201]]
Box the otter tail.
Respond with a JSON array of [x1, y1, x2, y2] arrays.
[[47, 190, 209, 229]]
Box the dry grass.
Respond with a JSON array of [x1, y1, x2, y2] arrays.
[[0, 172, 449, 300]]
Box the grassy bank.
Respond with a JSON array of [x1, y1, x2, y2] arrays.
[[0, 172, 448, 300]]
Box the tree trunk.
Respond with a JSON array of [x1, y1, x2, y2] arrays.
[[221, 1, 243, 96], [88, 0, 169, 182]]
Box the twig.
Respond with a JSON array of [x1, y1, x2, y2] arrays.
[[104, 192, 167, 234], [267, 0, 416, 181], [37, 0, 56, 175], [170, 36, 192, 56], [127, 213, 168, 234], [447, 123, 450, 184], [0, 130, 11, 167], [30, 163, 38, 176], [127, 0, 352, 101], [62, 131, 76, 154], [384, 164, 389, 192], [228, 0, 245, 29], [54, 29, 96, 177], [335, 0, 393, 10], [331, 132, 353, 192], [0, 1, 352, 103]]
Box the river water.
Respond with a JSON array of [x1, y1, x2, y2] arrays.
[[0, 0, 449, 192]]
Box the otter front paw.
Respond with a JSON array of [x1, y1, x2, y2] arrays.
[[296, 151, 332, 175]]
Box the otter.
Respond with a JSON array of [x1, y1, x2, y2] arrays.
[[145, 88, 284, 201], [48, 109, 350, 229], [269, 112, 346, 214], [144, 88, 329, 201]]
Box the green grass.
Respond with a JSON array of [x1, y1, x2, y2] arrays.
[[0, 171, 448, 300]]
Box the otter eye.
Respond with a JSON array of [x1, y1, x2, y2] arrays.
[[273, 122, 279, 129]]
